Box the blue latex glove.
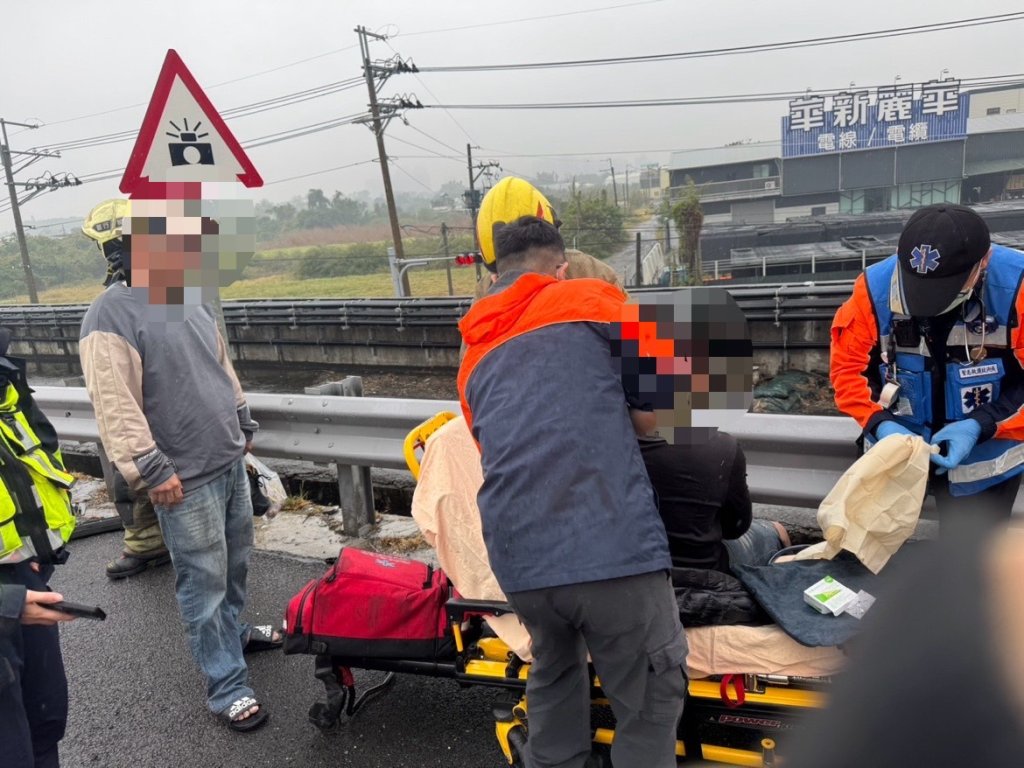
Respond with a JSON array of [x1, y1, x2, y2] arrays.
[[930, 419, 982, 475], [874, 421, 914, 441]]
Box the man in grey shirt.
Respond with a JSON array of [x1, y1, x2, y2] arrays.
[[79, 203, 274, 732]]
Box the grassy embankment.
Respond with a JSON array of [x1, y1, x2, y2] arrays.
[[2, 239, 483, 305]]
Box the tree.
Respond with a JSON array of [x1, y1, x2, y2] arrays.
[[669, 180, 704, 285], [306, 188, 329, 210], [330, 192, 368, 224], [438, 180, 464, 198], [552, 189, 625, 261]]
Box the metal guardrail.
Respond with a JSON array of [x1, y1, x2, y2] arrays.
[[35, 385, 871, 530], [36, 385, 453, 534], [0, 282, 855, 331], [38, 385, 1022, 525]]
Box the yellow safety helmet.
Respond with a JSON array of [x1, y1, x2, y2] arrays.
[[82, 199, 130, 248], [476, 177, 557, 270]]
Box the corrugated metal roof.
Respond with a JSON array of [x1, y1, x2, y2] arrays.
[[667, 142, 781, 172]]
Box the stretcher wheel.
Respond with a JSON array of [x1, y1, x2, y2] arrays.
[[507, 725, 530, 768]]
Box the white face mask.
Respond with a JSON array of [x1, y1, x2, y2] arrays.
[[938, 286, 974, 316], [936, 263, 986, 316]]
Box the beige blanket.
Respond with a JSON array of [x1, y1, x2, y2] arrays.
[[795, 434, 936, 574]]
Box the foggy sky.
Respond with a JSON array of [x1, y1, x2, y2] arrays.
[[2, 0, 1022, 232]]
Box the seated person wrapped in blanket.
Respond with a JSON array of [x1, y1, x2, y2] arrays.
[[410, 412, 845, 678]]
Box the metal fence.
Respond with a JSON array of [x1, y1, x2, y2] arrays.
[[1, 281, 855, 332]]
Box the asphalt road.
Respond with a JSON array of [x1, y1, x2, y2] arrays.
[[52, 533, 505, 768], [606, 214, 672, 285]]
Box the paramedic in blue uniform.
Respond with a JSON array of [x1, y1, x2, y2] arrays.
[[831, 204, 1024, 521]]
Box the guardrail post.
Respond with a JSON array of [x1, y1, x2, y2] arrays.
[[388, 246, 404, 298], [304, 377, 375, 534]]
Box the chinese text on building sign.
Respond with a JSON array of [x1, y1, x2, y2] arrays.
[[781, 79, 967, 158]]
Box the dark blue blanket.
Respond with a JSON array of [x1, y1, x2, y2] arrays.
[[732, 554, 881, 647]]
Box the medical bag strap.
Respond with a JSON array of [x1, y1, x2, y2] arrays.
[[719, 674, 746, 708], [308, 654, 351, 730]]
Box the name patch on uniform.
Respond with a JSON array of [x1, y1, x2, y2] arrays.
[[958, 364, 999, 380]]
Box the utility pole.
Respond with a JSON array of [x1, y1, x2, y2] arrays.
[[607, 159, 619, 208], [441, 222, 453, 296], [635, 232, 642, 288], [466, 143, 477, 243], [1, 119, 65, 305], [465, 143, 500, 250], [356, 25, 410, 295], [624, 166, 630, 211]]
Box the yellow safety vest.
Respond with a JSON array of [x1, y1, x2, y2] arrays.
[[0, 380, 76, 564]]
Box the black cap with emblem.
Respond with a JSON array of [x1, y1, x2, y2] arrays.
[[896, 204, 991, 317]]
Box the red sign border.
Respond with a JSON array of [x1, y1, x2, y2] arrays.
[[120, 49, 263, 195]]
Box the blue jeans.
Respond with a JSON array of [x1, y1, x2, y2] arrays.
[[155, 458, 255, 715], [723, 519, 784, 570]]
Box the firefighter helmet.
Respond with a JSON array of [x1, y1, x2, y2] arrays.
[[82, 199, 130, 248], [476, 177, 557, 270]]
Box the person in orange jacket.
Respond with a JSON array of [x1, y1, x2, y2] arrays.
[[831, 204, 1024, 520], [458, 214, 684, 768]]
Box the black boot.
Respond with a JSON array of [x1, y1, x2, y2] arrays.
[[105, 550, 171, 579]]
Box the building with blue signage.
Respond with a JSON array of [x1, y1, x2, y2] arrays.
[[665, 81, 1024, 229]]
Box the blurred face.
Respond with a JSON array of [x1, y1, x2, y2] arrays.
[[123, 197, 256, 312], [613, 288, 754, 445], [130, 225, 207, 304]]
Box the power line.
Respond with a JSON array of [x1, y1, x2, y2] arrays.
[[387, 134, 462, 162], [388, 159, 434, 192], [385, 40, 477, 146], [395, 0, 669, 38], [423, 73, 1024, 111], [26, 1, 663, 131], [402, 122, 465, 156], [33, 78, 366, 153], [416, 12, 1024, 72], [264, 159, 379, 186], [54, 114, 373, 190], [36, 46, 362, 129]]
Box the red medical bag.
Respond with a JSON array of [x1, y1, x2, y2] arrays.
[[284, 547, 454, 659]]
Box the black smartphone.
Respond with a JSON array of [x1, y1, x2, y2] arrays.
[[52, 601, 107, 621]]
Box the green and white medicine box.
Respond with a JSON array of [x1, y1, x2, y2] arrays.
[[803, 575, 857, 616]]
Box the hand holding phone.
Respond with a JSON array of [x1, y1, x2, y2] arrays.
[[51, 601, 107, 621]]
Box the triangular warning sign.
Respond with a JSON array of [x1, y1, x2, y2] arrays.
[[120, 49, 262, 195]]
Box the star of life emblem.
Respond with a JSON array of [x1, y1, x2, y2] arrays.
[[909, 245, 941, 274], [962, 385, 992, 413]]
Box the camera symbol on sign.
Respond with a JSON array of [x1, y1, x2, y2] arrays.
[[166, 118, 214, 166]]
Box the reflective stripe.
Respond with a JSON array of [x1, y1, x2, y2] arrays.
[[0, 529, 67, 565], [0, 382, 76, 563], [949, 443, 1024, 484], [947, 325, 1008, 348], [889, 269, 907, 316]]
